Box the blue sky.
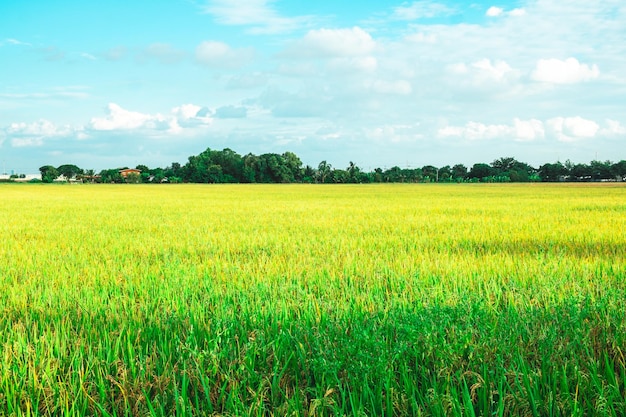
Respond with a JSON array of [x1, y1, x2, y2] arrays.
[[1, 0, 624, 174]]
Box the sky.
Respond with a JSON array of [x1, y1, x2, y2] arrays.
[[1, 0, 625, 174]]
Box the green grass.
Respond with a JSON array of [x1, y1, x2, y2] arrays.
[[1, 183, 625, 416]]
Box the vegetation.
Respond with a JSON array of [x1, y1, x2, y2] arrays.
[[1, 183, 625, 416], [34, 148, 626, 184]]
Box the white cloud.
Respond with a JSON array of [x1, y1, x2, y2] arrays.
[[171, 104, 204, 121], [531, 58, 600, 84], [601, 119, 626, 136], [471, 59, 515, 82], [90, 103, 171, 131], [446, 59, 519, 90], [438, 118, 544, 141], [486, 6, 526, 17], [2, 38, 32, 47], [7, 120, 72, 137], [512, 118, 545, 141], [195, 41, 254, 69], [547, 116, 599, 142], [89, 103, 214, 135], [486, 6, 503, 17], [203, 0, 309, 34], [392, 2, 455, 20], [289, 27, 376, 58], [438, 121, 510, 141], [171, 104, 213, 129], [5, 120, 75, 147]]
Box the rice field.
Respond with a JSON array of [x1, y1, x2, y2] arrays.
[[1, 183, 625, 416]]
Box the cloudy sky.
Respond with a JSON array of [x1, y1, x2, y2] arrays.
[[1, 0, 625, 174]]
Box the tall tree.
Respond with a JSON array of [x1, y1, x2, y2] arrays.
[[317, 161, 332, 183], [452, 164, 468, 181], [468, 163, 494, 181], [39, 165, 59, 183], [538, 162, 567, 182], [57, 164, 83, 182], [611, 160, 626, 180]]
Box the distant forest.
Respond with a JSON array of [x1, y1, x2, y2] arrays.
[[35, 147, 626, 184]]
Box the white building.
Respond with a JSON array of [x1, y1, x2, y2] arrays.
[[0, 173, 42, 182]]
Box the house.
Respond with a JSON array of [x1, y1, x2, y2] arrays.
[[119, 168, 142, 178]]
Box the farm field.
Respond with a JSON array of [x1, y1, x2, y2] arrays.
[[1, 183, 625, 416]]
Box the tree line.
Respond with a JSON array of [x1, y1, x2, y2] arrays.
[[37, 148, 626, 184]]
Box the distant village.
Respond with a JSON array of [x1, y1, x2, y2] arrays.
[[3, 148, 626, 184]]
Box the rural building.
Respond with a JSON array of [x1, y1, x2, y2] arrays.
[[119, 168, 141, 178], [0, 173, 42, 182]]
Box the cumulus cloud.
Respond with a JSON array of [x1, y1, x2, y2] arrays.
[[547, 116, 599, 142], [438, 118, 545, 141], [447, 59, 519, 90], [88, 103, 214, 135], [531, 58, 599, 84], [601, 119, 626, 136], [486, 6, 526, 17], [203, 0, 310, 34], [5, 120, 75, 147], [471, 59, 516, 82], [195, 41, 254, 69], [90, 103, 171, 131], [171, 104, 213, 129], [512, 118, 545, 141], [287, 27, 376, 58], [438, 121, 510, 141], [486, 6, 503, 17], [438, 117, 616, 144]]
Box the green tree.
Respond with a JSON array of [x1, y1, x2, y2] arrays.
[[317, 161, 332, 183], [303, 165, 316, 183], [570, 163, 592, 181], [451, 164, 468, 181], [611, 160, 626, 180], [283, 151, 304, 182], [468, 163, 494, 181], [491, 157, 517, 174], [57, 164, 83, 182], [39, 165, 59, 183], [538, 162, 567, 182], [347, 161, 365, 183], [99, 169, 123, 183], [421, 165, 438, 182], [136, 165, 150, 183], [589, 160, 613, 181], [125, 172, 141, 184]]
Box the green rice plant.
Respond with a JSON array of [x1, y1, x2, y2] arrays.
[[0, 183, 625, 416]]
